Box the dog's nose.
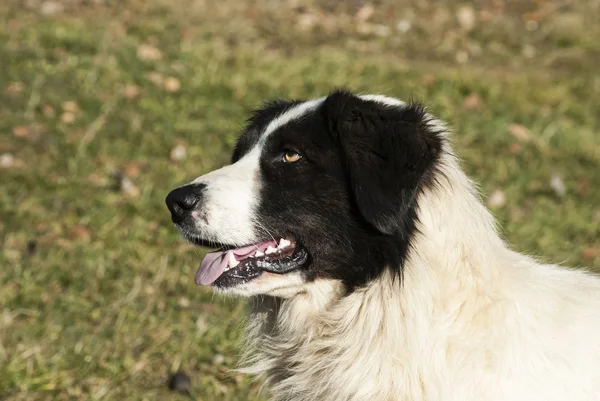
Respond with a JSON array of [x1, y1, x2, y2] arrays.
[[165, 184, 205, 224]]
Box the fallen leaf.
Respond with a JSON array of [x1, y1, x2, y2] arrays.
[[145, 72, 164, 87], [164, 77, 181, 93], [522, 44, 536, 58], [5, 82, 25, 95], [508, 124, 531, 143], [575, 179, 590, 195], [62, 101, 79, 113], [88, 172, 109, 187], [421, 74, 435, 86], [508, 143, 522, 155], [356, 4, 375, 22], [61, 112, 76, 124], [122, 85, 140, 99], [70, 225, 92, 242], [463, 93, 483, 110], [456, 6, 476, 31], [297, 13, 318, 31], [487, 189, 506, 208], [582, 248, 598, 260], [478, 10, 494, 22], [40, 1, 64, 15], [12, 126, 29, 138], [137, 44, 163, 61], [122, 162, 142, 179], [42, 104, 55, 117], [455, 51, 469, 64]]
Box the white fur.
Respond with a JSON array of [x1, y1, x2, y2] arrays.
[[233, 100, 600, 400], [261, 98, 325, 141], [190, 147, 262, 246]]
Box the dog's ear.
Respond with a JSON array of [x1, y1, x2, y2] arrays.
[[324, 90, 442, 235]]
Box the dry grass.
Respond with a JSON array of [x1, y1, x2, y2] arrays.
[[1, 0, 599, 399]]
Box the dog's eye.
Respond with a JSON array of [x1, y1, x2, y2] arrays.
[[282, 150, 302, 163]]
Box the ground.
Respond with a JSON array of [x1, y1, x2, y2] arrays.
[[1, 0, 599, 399]]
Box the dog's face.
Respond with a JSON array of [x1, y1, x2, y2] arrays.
[[166, 90, 442, 297]]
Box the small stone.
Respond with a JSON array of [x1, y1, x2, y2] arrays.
[[396, 19, 412, 33], [120, 176, 141, 199], [178, 297, 190, 308], [0, 153, 14, 168], [170, 144, 186, 161], [168, 371, 191, 396], [550, 174, 566, 197]]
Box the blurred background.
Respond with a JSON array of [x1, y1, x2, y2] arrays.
[[1, 0, 599, 399]]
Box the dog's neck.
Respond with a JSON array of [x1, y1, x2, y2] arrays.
[[241, 152, 517, 400]]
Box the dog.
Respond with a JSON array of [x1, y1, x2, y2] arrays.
[[166, 90, 600, 401]]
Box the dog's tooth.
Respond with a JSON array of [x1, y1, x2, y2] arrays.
[[266, 246, 277, 255], [228, 253, 239, 268], [255, 250, 265, 257], [279, 239, 291, 249]]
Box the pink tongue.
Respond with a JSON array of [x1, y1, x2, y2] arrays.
[[195, 240, 277, 285]]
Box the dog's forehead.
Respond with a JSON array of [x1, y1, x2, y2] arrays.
[[232, 94, 407, 162], [233, 98, 325, 162]]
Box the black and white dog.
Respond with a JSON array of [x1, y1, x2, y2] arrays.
[[166, 90, 600, 401]]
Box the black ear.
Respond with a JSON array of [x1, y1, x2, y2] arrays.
[[324, 90, 442, 236]]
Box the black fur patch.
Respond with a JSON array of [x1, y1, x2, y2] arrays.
[[233, 90, 443, 292]]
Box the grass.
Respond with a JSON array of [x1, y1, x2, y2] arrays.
[[1, 0, 599, 399]]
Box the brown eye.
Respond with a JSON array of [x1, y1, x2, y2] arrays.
[[283, 150, 302, 163]]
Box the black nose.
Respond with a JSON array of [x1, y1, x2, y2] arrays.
[[165, 184, 205, 224]]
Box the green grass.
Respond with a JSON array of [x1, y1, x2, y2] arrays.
[[1, 0, 599, 399]]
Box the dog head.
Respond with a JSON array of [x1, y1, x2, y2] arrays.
[[166, 90, 443, 297]]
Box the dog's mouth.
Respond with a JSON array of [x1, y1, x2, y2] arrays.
[[194, 237, 309, 287]]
